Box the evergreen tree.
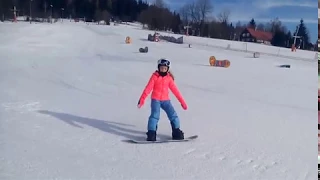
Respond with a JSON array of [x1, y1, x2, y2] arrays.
[[285, 31, 293, 47], [294, 19, 311, 50], [248, 18, 256, 28], [271, 29, 287, 47]]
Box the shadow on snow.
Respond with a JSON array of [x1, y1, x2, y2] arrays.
[[37, 110, 171, 141]]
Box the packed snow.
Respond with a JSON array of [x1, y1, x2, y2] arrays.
[[0, 21, 317, 180]]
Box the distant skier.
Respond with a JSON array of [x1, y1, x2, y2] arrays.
[[137, 59, 188, 141]]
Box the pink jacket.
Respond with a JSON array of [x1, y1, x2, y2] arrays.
[[318, 90, 320, 124], [139, 71, 186, 105]]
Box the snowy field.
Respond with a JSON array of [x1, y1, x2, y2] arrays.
[[0, 21, 317, 180]]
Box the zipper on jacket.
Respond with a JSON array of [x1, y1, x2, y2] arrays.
[[161, 76, 164, 100]]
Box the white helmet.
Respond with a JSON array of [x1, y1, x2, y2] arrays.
[[157, 59, 171, 69]]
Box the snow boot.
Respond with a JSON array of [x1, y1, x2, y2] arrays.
[[172, 128, 184, 140], [146, 130, 156, 141]]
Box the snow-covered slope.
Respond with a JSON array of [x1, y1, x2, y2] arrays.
[[183, 35, 316, 61], [121, 22, 317, 61], [0, 22, 317, 180]]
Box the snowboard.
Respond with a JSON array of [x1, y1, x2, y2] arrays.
[[125, 135, 198, 144]]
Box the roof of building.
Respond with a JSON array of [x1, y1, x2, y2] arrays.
[[246, 28, 273, 41]]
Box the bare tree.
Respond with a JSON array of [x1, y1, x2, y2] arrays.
[[256, 23, 265, 31], [235, 21, 242, 28], [217, 9, 230, 23], [234, 21, 245, 40], [215, 9, 231, 39], [265, 18, 283, 33], [184, 0, 213, 36], [280, 25, 288, 33], [197, 0, 213, 22], [179, 4, 190, 24], [187, 1, 201, 23]]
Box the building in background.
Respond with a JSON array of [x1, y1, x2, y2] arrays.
[[239, 28, 273, 45]]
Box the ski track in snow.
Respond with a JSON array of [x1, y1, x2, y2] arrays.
[[0, 21, 316, 180], [1, 101, 41, 114], [182, 148, 281, 174]]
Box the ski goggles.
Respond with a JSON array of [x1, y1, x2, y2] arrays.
[[158, 59, 171, 66]]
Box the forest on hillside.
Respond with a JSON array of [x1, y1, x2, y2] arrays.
[[0, 0, 315, 50]]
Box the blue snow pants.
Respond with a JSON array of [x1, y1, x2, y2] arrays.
[[147, 99, 180, 131]]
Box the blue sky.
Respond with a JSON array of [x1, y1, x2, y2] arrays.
[[147, 0, 318, 42]]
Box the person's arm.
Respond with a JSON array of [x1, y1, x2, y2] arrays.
[[138, 74, 156, 107], [169, 78, 187, 109]]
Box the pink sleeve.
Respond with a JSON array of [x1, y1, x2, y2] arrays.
[[169, 78, 186, 105], [139, 74, 155, 101]]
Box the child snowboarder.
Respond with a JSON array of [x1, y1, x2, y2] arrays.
[[137, 59, 188, 141]]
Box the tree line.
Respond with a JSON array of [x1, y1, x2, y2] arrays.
[[0, 0, 314, 50]]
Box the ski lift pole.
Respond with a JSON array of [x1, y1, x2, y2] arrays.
[[184, 24, 191, 36], [29, 0, 33, 23], [293, 24, 301, 45], [11, 6, 18, 22]]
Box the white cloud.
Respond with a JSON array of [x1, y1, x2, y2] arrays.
[[263, 18, 317, 24], [145, 0, 186, 8], [213, 2, 262, 22], [252, 0, 316, 9], [147, 0, 317, 25], [230, 17, 317, 24], [163, 0, 186, 7], [212, 0, 317, 24]]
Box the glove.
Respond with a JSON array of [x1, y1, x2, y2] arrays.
[[137, 99, 144, 108], [181, 102, 187, 110]]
